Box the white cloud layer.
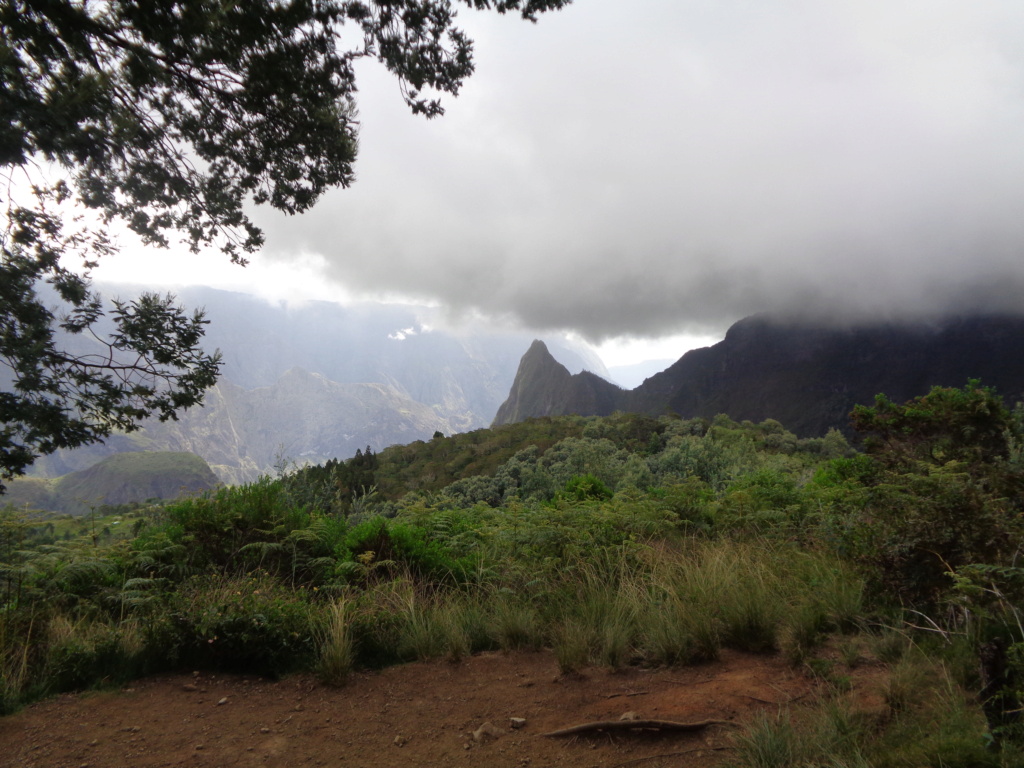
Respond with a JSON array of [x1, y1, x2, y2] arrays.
[[106, 1, 1024, 355]]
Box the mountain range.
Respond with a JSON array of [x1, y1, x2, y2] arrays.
[[494, 313, 1024, 436], [27, 286, 608, 484]]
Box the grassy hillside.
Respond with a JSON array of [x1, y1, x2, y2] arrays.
[[6, 452, 220, 515], [0, 477, 57, 514], [2, 384, 1023, 765], [374, 416, 589, 498]]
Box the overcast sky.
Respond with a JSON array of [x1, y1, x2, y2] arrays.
[[96, 0, 1024, 365]]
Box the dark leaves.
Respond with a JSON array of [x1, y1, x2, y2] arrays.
[[1, 190, 220, 490]]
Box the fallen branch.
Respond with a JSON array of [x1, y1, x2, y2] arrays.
[[542, 718, 728, 738]]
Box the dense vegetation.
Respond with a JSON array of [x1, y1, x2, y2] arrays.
[[3, 382, 1024, 766]]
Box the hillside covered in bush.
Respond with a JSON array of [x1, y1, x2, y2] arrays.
[[3, 382, 1024, 765]]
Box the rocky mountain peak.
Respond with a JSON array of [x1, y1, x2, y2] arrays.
[[494, 314, 1024, 436]]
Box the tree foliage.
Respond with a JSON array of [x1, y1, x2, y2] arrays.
[[1, 183, 221, 490], [850, 379, 1015, 471], [843, 382, 1024, 603], [1, 0, 570, 487]]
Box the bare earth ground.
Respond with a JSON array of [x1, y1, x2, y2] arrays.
[[0, 649, 887, 768]]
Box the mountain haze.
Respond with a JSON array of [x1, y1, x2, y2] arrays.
[[28, 287, 609, 483]]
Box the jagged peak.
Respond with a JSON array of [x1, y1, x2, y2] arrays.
[[523, 339, 557, 361]]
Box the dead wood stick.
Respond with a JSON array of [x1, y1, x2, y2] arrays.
[[542, 718, 728, 738], [605, 690, 650, 699]]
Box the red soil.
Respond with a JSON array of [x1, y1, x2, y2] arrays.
[[0, 649, 882, 768]]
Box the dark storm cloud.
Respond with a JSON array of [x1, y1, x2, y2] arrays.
[[256, 0, 1024, 342]]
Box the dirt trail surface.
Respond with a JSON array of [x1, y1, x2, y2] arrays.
[[0, 650, 862, 768]]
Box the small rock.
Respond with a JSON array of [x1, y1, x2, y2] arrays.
[[463, 743, 471, 750], [195, 744, 204, 751], [182, 684, 198, 692], [393, 735, 408, 747], [260, 727, 271, 734], [472, 722, 504, 743], [619, 711, 641, 721], [509, 717, 527, 730], [217, 697, 228, 706]]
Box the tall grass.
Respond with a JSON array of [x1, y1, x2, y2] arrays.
[[730, 711, 803, 768], [396, 587, 473, 662], [631, 538, 864, 666], [316, 598, 355, 686], [729, 703, 874, 768], [728, 649, 1008, 768], [0, 611, 36, 714]]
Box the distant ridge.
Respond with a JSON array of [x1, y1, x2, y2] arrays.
[[5, 452, 219, 515], [29, 285, 612, 483], [493, 314, 1024, 436]]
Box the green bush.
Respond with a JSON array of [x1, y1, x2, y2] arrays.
[[343, 516, 476, 582], [45, 630, 125, 692], [559, 473, 613, 502], [151, 575, 315, 676]]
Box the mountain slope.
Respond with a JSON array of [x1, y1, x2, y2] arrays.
[[494, 314, 1024, 436], [137, 369, 454, 484], [6, 452, 219, 515]]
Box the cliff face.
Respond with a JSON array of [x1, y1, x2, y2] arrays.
[[494, 315, 1024, 436], [493, 341, 623, 426]]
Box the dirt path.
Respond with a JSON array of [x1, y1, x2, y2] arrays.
[[0, 650, 842, 768]]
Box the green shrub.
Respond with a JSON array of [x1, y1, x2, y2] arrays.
[[42, 615, 145, 693], [151, 575, 315, 676], [559, 474, 613, 502], [344, 516, 476, 583]]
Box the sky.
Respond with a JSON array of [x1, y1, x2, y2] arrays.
[[94, 0, 1024, 367]]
